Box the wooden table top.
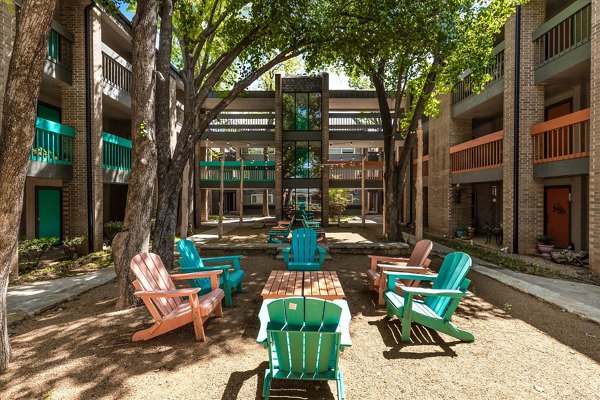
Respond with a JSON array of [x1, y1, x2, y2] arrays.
[[261, 270, 345, 300]]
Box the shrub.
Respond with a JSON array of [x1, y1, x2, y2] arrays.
[[18, 237, 57, 270], [103, 220, 123, 245], [63, 236, 86, 258]]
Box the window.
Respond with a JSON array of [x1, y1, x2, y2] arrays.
[[250, 193, 273, 204], [241, 147, 275, 155], [282, 92, 321, 131], [282, 141, 322, 178]]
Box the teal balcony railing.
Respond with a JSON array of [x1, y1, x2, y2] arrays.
[[31, 117, 75, 165], [102, 132, 132, 171], [199, 160, 275, 182], [453, 42, 505, 104], [47, 27, 72, 71]]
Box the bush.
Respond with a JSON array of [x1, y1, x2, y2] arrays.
[[18, 237, 57, 270], [63, 236, 86, 258], [103, 220, 123, 245]]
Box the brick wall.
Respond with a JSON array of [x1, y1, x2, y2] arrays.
[[589, 0, 600, 274], [502, 1, 545, 254], [274, 73, 283, 220]]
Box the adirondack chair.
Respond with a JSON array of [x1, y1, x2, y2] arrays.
[[257, 297, 351, 400], [176, 239, 245, 307], [130, 252, 224, 342], [383, 251, 474, 342], [267, 222, 293, 243], [367, 239, 434, 305], [282, 228, 326, 271]]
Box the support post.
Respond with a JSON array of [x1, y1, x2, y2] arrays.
[[415, 121, 424, 242], [361, 156, 366, 228], [239, 159, 244, 227], [218, 156, 224, 238]]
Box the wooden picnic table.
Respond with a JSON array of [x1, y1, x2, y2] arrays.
[[261, 270, 345, 301]]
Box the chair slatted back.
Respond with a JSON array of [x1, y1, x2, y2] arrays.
[[408, 240, 433, 267], [291, 228, 317, 263], [177, 239, 205, 269], [267, 297, 342, 375], [130, 253, 182, 317], [426, 252, 471, 316]]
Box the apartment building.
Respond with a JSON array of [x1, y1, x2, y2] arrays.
[[0, 1, 184, 252], [414, 0, 596, 269]]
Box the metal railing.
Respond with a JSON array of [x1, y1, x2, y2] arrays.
[[533, 0, 591, 68], [452, 42, 505, 104], [329, 112, 383, 133], [450, 131, 503, 173], [102, 45, 133, 94], [31, 117, 75, 165], [199, 160, 275, 181], [47, 27, 72, 71], [207, 113, 275, 134], [102, 132, 132, 171], [531, 109, 589, 164], [328, 161, 383, 180]]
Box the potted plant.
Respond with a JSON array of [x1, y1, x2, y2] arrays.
[[537, 235, 554, 257], [455, 228, 467, 238]]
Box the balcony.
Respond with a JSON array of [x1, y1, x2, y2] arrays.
[[329, 112, 384, 141], [531, 109, 589, 178], [449, 130, 503, 184], [533, 0, 590, 84], [102, 44, 132, 107], [199, 160, 275, 189], [452, 42, 504, 117], [27, 117, 75, 179], [328, 161, 383, 189], [206, 112, 275, 143], [44, 22, 73, 85], [102, 132, 132, 184]]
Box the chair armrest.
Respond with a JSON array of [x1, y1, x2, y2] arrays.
[[378, 263, 432, 273], [368, 255, 409, 270], [401, 286, 466, 298], [171, 270, 222, 290], [201, 255, 243, 270], [384, 271, 437, 291], [134, 288, 201, 299], [316, 246, 326, 264]]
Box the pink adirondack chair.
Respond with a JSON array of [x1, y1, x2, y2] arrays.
[[130, 252, 225, 342], [367, 239, 434, 305]]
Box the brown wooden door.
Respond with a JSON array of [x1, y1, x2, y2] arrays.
[[545, 187, 570, 248]]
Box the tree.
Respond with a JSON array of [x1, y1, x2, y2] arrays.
[[0, 0, 57, 372], [152, 0, 339, 268], [329, 189, 350, 224], [307, 0, 523, 241], [112, 0, 158, 308]]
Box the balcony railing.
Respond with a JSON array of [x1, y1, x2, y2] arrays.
[[329, 112, 385, 134], [31, 117, 75, 165], [412, 155, 429, 178], [102, 45, 132, 95], [47, 25, 72, 71], [102, 132, 132, 171], [450, 131, 503, 173], [533, 0, 591, 68], [531, 109, 589, 164], [199, 161, 275, 182], [328, 161, 384, 181], [452, 42, 505, 104], [207, 113, 275, 134]]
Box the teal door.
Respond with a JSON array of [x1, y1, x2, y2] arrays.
[[37, 188, 61, 239]]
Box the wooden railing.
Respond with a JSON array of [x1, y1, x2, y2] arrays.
[[328, 161, 383, 181], [102, 132, 132, 171], [533, 0, 590, 68], [102, 45, 133, 94], [31, 117, 75, 165], [531, 109, 589, 164], [412, 155, 429, 178], [199, 161, 275, 182], [329, 112, 384, 133], [47, 26, 72, 71], [207, 113, 275, 134], [450, 131, 503, 173], [453, 42, 505, 104]]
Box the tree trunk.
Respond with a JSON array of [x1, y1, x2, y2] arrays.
[[154, 166, 183, 268], [0, 0, 56, 372], [112, 0, 158, 309]]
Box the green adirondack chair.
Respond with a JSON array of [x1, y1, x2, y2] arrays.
[[256, 297, 351, 400], [282, 228, 326, 271], [267, 222, 293, 243], [383, 251, 474, 342], [176, 239, 245, 307]]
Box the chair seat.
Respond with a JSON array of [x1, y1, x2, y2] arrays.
[[366, 269, 380, 284], [383, 290, 441, 320], [288, 262, 321, 271]]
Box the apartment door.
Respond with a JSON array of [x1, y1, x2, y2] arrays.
[[36, 187, 61, 240], [224, 191, 236, 212], [545, 187, 570, 248]]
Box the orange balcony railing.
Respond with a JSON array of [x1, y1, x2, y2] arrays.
[[531, 109, 589, 164], [450, 130, 503, 173], [412, 155, 429, 178], [328, 161, 383, 181]]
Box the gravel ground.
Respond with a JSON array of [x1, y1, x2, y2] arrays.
[[2, 254, 600, 399], [206, 226, 383, 244]]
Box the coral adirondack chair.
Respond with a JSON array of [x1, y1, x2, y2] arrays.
[[267, 222, 293, 243], [257, 297, 351, 400], [130, 252, 224, 342], [176, 239, 245, 307], [383, 251, 474, 342], [282, 228, 326, 271], [367, 239, 434, 305]]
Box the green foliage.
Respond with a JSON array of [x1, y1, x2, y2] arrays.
[[63, 236, 86, 258], [537, 235, 552, 245], [18, 237, 57, 270], [329, 189, 350, 221], [103, 220, 123, 244], [138, 121, 148, 139]]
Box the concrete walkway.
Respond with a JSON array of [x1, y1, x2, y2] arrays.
[[403, 233, 600, 325], [7, 267, 116, 325]]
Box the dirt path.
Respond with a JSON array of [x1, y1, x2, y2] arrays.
[[1, 254, 599, 399]]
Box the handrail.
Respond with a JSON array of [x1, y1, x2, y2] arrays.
[[199, 161, 275, 167], [532, 0, 590, 40], [531, 109, 589, 164], [450, 130, 504, 154], [102, 132, 132, 171], [453, 43, 505, 104], [31, 117, 75, 165], [450, 130, 503, 173], [328, 161, 384, 180], [199, 160, 276, 181], [102, 44, 133, 94]]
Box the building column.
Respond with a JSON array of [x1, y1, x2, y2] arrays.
[[195, 145, 210, 223], [262, 147, 270, 216], [321, 72, 330, 226], [502, 1, 545, 254], [589, 0, 600, 274], [61, 1, 103, 251], [274, 73, 283, 220]]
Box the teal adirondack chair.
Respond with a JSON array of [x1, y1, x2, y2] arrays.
[[282, 228, 326, 271], [267, 222, 292, 244], [176, 239, 245, 307], [257, 297, 350, 400], [383, 251, 474, 342]]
